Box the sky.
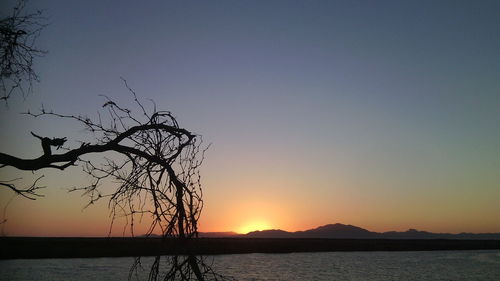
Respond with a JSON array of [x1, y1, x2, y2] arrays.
[[0, 0, 499, 236]]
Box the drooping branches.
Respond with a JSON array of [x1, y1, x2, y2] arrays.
[[130, 255, 231, 281], [0, 175, 44, 200], [0, 0, 47, 102], [1, 90, 204, 240], [0, 83, 233, 280]]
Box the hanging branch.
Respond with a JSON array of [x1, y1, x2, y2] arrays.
[[0, 0, 47, 102], [0, 93, 203, 240], [0, 175, 44, 200], [0, 79, 236, 280]]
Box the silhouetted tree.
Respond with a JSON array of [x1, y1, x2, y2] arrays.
[[0, 81, 231, 280], [1, 0, 47, 102], [0, 2, 230, 280], [1, 82, 203, 238]]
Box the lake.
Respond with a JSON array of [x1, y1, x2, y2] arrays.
[[1, 250, 499, 280]]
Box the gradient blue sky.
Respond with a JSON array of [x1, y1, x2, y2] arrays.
[[0, 0, 499, 235]]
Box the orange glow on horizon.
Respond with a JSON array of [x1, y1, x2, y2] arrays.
[[237, 220, 272, 234]]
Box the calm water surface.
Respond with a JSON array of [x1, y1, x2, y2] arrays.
[[1, 250, 499, 281]]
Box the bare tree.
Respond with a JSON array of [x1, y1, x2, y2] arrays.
[[1, 0, 47, 102], [0, 81, 231, 280], [0, 84, 202, 238], [0, 3, 232, 280]]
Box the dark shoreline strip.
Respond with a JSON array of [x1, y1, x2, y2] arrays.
[[1, 237, 499, 259]]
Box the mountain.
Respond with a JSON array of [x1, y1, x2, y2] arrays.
[[295, 223, 375, 238], [244, 229, 294, 238], [245, 223, 376, 239], [381, 229, 500, 240], [205, 223, 500, 240]]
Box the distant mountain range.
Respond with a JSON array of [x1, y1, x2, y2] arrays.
[[198, 223, 500, 240]]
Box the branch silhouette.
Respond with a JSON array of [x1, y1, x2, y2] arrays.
[[0, 0, 47, 102], [0, 83, 232, 280], [1, 2, 231, 280]]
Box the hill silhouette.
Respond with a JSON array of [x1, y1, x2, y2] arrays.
[[202, 223, 500, 240]]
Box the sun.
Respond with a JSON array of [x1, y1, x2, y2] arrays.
[[237, 220, 272, 234]]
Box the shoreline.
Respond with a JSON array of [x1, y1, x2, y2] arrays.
[[1, 237, 499, 259]]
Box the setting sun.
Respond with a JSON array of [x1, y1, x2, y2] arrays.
[[237, 220, 272, 234]]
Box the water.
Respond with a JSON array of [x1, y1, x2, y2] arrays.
[[1, 250, 499, 281]]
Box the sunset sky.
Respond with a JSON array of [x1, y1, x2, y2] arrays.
[[0, 0, 499, 236]]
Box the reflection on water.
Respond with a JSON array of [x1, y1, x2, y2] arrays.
[[1, 250, 499, 281]]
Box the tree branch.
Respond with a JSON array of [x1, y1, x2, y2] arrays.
[[0, 175, 45, 200]]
